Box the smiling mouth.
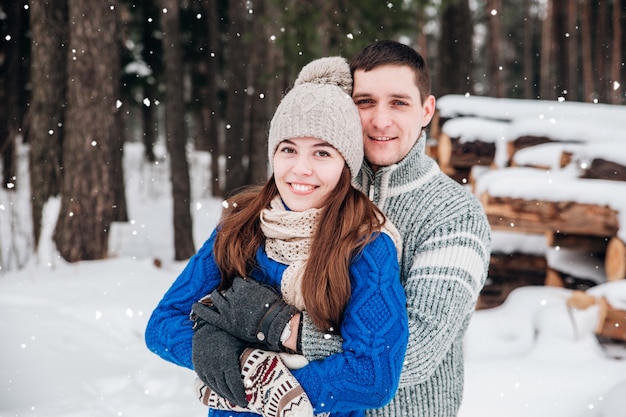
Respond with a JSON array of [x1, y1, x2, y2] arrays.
[[370, 136, 395, 142], [290, 183, 316, 192]]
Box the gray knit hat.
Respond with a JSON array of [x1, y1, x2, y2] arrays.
[[268, 56, 363, 179]]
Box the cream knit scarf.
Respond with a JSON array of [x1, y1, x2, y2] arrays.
[[260, 197, 320, 311], [260, 196, 402, 312]]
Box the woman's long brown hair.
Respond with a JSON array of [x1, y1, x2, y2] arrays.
[[213, 166, 386, 333]]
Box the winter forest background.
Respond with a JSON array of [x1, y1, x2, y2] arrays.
[[0, 0, 624, 264]]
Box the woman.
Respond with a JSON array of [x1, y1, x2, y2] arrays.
[[144, 57, 408, 417]]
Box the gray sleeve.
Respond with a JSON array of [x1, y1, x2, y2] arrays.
[[299, 312, 343, 361]]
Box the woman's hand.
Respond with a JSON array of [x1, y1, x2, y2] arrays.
[[191, 317, 248, 407], [192, 277, 300, 352]]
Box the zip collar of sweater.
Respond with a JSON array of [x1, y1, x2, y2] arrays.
[[356, 131, 441, 207]]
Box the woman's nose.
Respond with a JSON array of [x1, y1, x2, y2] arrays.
[[292, 155, 313, 176]]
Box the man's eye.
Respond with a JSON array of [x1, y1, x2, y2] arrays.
[[355, 99, 373, 106], [393, 100, 408, 106]]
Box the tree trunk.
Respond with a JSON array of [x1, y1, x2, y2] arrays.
[[110, 11, 127, 223], [486, 0, 504, 97], [1, 0, 27, 189], [246, 0, 272, 185], [27, 0, 67, 249], [522, 0, 534, 99], [552, 0, 568, 98], [539, 0, 554, 99], [580, 0, 594, 102], [415, 6, 429, 62], [202, 0, 223, 196], [160, 0, 196, 260], [609, 0, 623, 104], [438, 0, 474, 96], [565, 0, 578, 101], [223, 0, 249, 195], [140, 2, 160, 163], [594, 0, 609, 102], [141, 100, 157, 163], [54, 0, 119, 262]]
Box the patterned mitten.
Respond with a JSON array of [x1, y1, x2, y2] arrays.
[[194, 377, 250, 412], [241, 348, 314, 417]]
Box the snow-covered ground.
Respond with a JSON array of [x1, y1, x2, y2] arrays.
[[1, 138, 626, 417]]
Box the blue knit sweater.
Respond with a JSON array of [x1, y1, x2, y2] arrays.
[[145, 228, 408, 417]]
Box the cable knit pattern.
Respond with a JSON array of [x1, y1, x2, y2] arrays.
[[300, 133, 492, 417], [145, 222, 409, 417]]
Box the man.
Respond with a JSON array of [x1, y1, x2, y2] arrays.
[[194, 40, 492, 417]]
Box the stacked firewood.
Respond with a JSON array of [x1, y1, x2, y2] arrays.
[[430, 95, 626, 309]]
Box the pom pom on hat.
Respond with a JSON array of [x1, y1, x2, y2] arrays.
[[294, 56, 353, 96], [268, 57, 363, 179]]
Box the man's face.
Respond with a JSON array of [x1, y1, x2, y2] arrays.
[[352, 64, 435, 172]]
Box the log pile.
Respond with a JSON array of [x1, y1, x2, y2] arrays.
[[431, 95, 626, 309], [477, 173, 626, 290]]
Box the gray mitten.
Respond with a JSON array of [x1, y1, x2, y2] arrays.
[[191, 317, 248, 407], [192, 277, 299, 352]]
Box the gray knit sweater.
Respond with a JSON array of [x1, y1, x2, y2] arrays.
[[300, 133, 491, 417]]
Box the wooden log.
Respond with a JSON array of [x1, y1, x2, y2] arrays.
[[448, 167, 472, 185], [546, 231, 610, 255], [560, 151, 573, 169], [437, 133, 453, 174], [425, 137, 438, 160], [430, 109, 443, 140], [509, 160, 552, 171], [545, 267, 597, 290], [507, 135, 554, 163], [449, 137, 496, 168], [605, 237, 626, 281], [480, 194, 620, 237], [435, 133, 495, 170], [596, 297, 626, 342], [545, 268, 564, 287], [489, 252, 547, 283], [512, 135, 554, 150], [478, 253, 548, 309], [508, 135, 584, 166], [567, 290, 597, 309], [432, 133, 470, 184], [581, 158, 626, 182], [510, 142, 572, 170]]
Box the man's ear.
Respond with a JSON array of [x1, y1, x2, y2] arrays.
[[422, 95, 436, 127]]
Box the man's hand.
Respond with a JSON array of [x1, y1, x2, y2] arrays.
[[192, 277, 299, 352], [191, 317, 248, 407]]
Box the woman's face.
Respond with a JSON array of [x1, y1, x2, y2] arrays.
[[273, 137, 345, 211]]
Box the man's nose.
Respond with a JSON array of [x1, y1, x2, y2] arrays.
[[371, 105, 392, 129]]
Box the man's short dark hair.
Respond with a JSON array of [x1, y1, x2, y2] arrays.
[[349, 40, 432, 103]]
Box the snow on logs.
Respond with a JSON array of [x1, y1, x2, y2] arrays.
[[431, 95, 626, 182], [475, 167, 626, 285], [431, 96, 626, 300]]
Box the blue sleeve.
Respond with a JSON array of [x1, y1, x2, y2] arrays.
[[144, 229, 222, 369], [292, 233, 408, 414]]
